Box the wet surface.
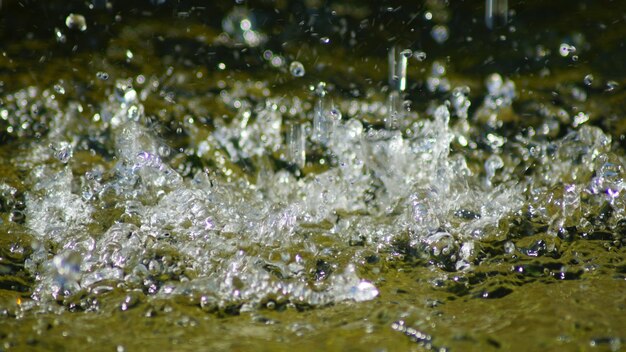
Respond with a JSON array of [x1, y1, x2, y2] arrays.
[[0, 0, 625, 351]]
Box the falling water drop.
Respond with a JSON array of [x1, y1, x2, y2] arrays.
[[54, 84, 66, 95], [54, 27, 66, 43], [96, 71, 109, 80], [605, 81, 618, 92], [413, 51, 427, 61], [485, 0, 508, 29], [286, 123, 306, 169], [65, 13, 87, 32], [559, 43, 576, 57], [290, 61, 306, 77], [50, 141, 74, 164], [431, 25, 449, 44]]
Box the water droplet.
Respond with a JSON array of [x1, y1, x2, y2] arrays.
[[270, 55, 284, 67], [54, 27, 66, 43], [605, 80, 618, 92], [115, 81, 137, 104], [485, 74, 503, 95], [127, 105, 141, 122], [485, 0, 508, 29], [573, 112, 589, 127], [431, 25, 449, 44], [349, 281, 379, 302], [53, 251, 82, 282], [328, 106, 342, 122], [290, 61, 305, 77], [96, 71, 109, 80], [320, 36, 330, 44], [222, 7, 266, 47], [158, 145, 170, 157], [559, 43, 576, 57], [54, 84, 65, 95], [413, 51, 427, 61], [314, 81, 327, 97], [583, 74, 594, 86], [286, 123, 306, 169], [65, 13, 87, 32], [50, 141, 73, 163]]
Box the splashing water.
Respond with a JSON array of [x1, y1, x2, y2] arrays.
[[1, 1, 625, 350]]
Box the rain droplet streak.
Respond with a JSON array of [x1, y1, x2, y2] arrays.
[[485, 0, 508, 29], [65, 13, 87, 32], [286, 122, 306, 169], [290, 61, 305, 77]]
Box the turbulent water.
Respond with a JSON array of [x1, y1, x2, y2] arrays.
[[0, 1, 625, 350]]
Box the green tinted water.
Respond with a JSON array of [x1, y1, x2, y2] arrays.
[[0, 1, 625, 351]]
